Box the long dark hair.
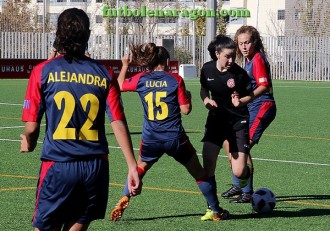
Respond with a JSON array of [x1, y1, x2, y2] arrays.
[[129, 43, 170, 70], [53, 8, 90, 62], [208, 35, 236, 61]]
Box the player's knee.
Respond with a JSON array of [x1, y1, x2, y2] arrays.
[[232, 167, 246, 179]]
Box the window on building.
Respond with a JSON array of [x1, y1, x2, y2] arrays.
[[95, 35, 102, 45], [278, 10, 285, 20], [119, 17, 143, 23], [119, 17, 130, 23], [295, 9, 301, 20], [37, 15, 43, 24], [229, 8, 245, 24], [96, 15, 103, 23], [230, 17, 244, 24], [49, 13, 59, 27], [96, 0, 103, 2], [132, 16, 143, 23], [277, 36, 285, 46], [37, 0, 43, 3], [157, 17, 177, 24], [70, 0, 87, 2]]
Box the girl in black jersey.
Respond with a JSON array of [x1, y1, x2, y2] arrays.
[[200, 35, 254, 221]]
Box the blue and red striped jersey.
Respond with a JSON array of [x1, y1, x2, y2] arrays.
[[244, 52, 275, 105], [122, 71, 189, 142], [22, 55, 125, 161]]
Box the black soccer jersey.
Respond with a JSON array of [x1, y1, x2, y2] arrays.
[[200, 61, 252, 125]]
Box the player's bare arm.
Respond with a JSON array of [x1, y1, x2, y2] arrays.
[[20, 121, 40, 152], [180, 90, 192, 115], [111, 120, 141, 196], [117, 54, 131, 90], [252, 85, 268, 99], [231, 91, 254, 107]]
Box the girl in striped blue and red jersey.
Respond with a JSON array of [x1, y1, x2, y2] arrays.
[[222, 25, 277, 203], [110, 42, 229, 222], [20, 8, 140, 231]]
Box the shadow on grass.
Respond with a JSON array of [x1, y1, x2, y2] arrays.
[[127, 213, 201, 221], [231, 208, 330, 219], [276, 195, 330, 201], [127, 208, 330, 221], [128, 196, 330, 221]]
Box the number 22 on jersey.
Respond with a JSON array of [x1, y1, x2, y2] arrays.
[[53, 91, 99, 141]]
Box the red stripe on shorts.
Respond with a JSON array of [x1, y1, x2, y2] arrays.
[[249, 101, 273, 139], [32, 161, 55, 224]]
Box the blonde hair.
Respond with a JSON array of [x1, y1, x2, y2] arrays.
[[234, 25, 267, 62]]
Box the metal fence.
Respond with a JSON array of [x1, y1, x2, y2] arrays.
[[263, 36, 330, 81], [1, 32, 329, 81]]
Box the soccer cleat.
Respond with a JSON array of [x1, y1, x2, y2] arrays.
[[201, 208, 230, 221], [229, 193, 252, 203], [213, 209, 230, 221], [110, 196, 130, 221], [221, 185, 242, 198], [201, 209, 213, 221]]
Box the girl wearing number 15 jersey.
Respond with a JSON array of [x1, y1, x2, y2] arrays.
[[110, 43, 229, 222]]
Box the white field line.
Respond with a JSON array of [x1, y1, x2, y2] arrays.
[[2, 139, 329, 167], [0, 124, 46, 130], [185, 82, 330, 89], [0, 102, 23, 106], [0, 125, 25, 129], [108, 145, 330, 166], [270, 86, 330, 89]]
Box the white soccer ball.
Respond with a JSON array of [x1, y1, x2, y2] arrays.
[[252, 187, 276, 213]]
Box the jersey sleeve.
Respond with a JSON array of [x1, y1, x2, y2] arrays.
[[200, 66, 207, 88], [22, 63, 44, 122], [235, 64, 253, 98], [252, 53, 271, 87], [106, 74, 126, 122], [122, 72, 144, 92], [199, 65, 211, 101]]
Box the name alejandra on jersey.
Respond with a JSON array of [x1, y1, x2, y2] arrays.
[[47, 71, 108, 89]]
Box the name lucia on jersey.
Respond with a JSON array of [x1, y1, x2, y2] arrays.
[[145, 80, 168, 88]]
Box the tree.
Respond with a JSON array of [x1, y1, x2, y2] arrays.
[[0, 0, 34, 32], [194, 0, 228, 36], [102, 0, 116, 34], [293, 0, 330, 36], [0, 0, 54, 32]]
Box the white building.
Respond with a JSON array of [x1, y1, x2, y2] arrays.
[[0, 0, 286, 37], [225, 0, 285, 37]]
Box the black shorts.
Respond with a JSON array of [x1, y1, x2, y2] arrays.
[[202, 113, 250, 153]]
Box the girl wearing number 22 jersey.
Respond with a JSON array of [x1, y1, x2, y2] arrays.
[[20, 8, 140, 231]]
